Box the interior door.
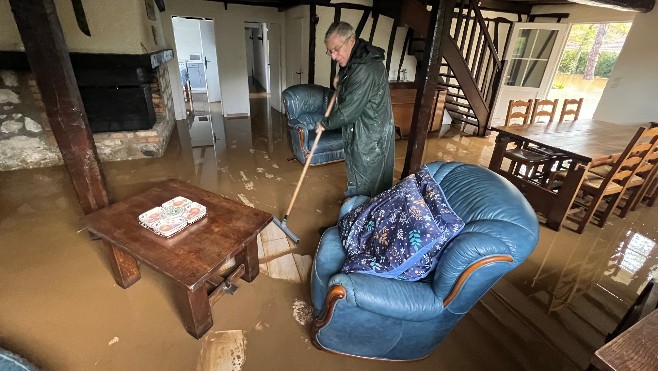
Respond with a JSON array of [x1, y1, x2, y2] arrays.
[[286, 17, 306, 86], [200, 19, 222, 103], [492, 23, 568, 123], [268, 23, 282, 112]]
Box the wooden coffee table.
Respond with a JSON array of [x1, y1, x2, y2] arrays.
[[83, 179, 272, 338]]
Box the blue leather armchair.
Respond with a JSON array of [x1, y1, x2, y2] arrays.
[[282, 84, 344, 165], [310, 161, 540, 361]]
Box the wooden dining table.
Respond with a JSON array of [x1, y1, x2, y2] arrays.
[[488, 119, 644, 231]]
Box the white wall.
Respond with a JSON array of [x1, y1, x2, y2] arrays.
[[0, 0, 162, 53], [162, 0, 285, 119], [593, 6, 658, 123], [172, 17, 202, 62]]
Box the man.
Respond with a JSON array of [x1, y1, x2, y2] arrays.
[[317, 21, 394, 198]]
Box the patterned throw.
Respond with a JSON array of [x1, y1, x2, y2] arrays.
[[339, 166, 464, 281]]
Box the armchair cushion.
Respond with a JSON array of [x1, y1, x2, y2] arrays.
[[338, 166, 464, 281]]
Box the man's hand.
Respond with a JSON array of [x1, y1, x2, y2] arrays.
[[316, 122, 325, 134], [333, 75, 340, 89]]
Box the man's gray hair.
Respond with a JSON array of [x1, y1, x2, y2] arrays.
[[324, 21, 355, 43]]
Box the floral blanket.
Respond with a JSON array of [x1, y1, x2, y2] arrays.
[[339, 166, 464, 281]]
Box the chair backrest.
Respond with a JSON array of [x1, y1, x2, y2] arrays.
[[281, 84, 332, 121], [530, 99, 558, 124], [505, 99, 533, 126], [423, 162, 539, 310], [601, 126, 658, 192], [559, 98, 584, 122], [645, 122, 658, 177]]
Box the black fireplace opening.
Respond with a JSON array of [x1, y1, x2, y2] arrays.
[[80, 84, 156, 133]]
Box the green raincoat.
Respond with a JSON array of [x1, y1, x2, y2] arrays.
[[322, 38, 394, 197]]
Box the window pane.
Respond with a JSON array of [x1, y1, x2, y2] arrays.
[[532, 30, 558, 59], [505, 59, 549, 88]]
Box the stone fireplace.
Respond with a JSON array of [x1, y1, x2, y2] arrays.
[[0, 50, 176, 171]]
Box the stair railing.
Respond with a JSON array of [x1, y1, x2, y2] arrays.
[[451, 0, 503, 111]]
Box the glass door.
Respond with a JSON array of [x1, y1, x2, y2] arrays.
[[491, 23, 568, 125]]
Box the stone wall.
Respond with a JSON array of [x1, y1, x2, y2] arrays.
[[0, 61, 177, 172], [0, 71, 62, 170]]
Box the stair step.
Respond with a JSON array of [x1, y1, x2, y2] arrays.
[[444, 99, 472, 109], [438, 81, 461, 89], [446, 105, 477, 119], [446, 91, 467, 100], [450, 115, 479, 127]]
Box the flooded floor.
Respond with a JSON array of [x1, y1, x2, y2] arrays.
[[1, 87, 657, 371]]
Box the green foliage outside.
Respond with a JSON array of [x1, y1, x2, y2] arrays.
[[558, 50, 619, 78], [556, 22, 631, 78]]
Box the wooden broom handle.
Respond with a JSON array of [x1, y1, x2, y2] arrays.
[[285, 91, 338, 217]]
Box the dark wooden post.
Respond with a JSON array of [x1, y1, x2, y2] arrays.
[[401, 0, 454, 178], [308, 4, 317, 85], [10, 0, 140, 288]]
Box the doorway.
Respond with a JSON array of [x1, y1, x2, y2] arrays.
[[172, 16, 222, 117], [244, 22, 283, 112], [491, 22, 568, 124], [547, 22, 632, 120]]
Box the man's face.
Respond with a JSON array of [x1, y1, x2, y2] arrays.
[[325, 34, 354, 68]]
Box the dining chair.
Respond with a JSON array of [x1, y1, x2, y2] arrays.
[[588, 123, 658, 217], [559, 98, 584, 122], [565, 126, 658, 233], [505, 99, 533, 126], [501, 99, 554, 183], [530, 99, 559, 124], [639, 176, 658, 207], [629, 122, 658, 212]]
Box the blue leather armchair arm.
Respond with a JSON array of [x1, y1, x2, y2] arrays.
[[327, 274, 443, 322], [311, 227, 346, 308], [288, 118, 311, 155]]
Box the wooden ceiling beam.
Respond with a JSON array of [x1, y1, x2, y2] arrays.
[[481, 0, 654, 13], [569, 0, 654, 13]]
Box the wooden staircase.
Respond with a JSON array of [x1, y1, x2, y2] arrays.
[[377, 0, 506, 136]]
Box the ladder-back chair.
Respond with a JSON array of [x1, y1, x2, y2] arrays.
[[566, 126, 658, 233], [629, 122, 658, 211], [505, 99, 533, 126], [531, 99, 559, 124], [559, 98, 584, 122], [503, 99, 554, 184]]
